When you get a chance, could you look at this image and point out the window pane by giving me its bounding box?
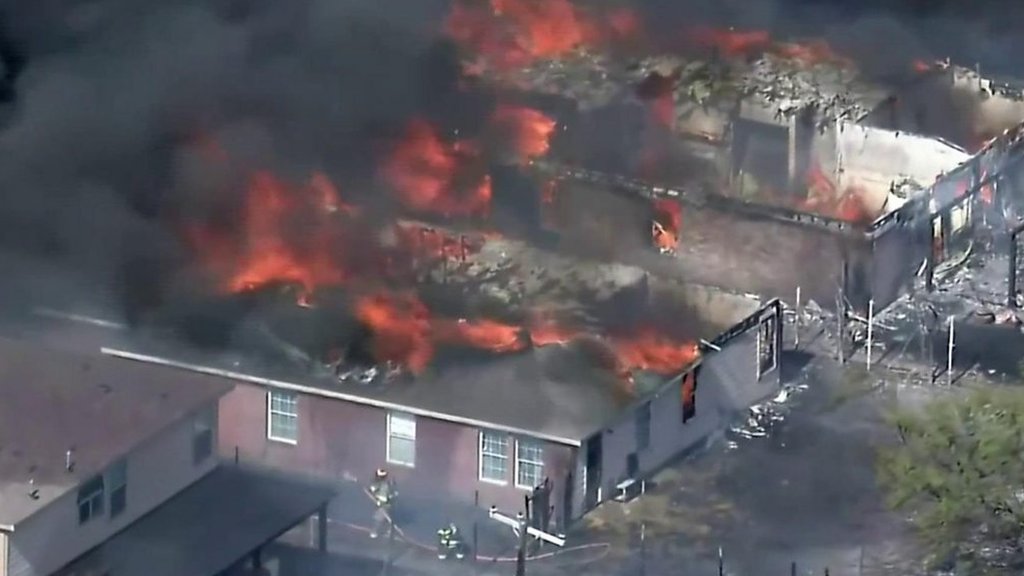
[107,459,127,488]
[110,486,127,518]
[481,432,508,456]
[517,461,543,489]
[389,413,416,439]
[481,454,507,482]
[270,413,297,441]
[388,436,415,465]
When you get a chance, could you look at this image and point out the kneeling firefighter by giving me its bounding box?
[436,523,467,560]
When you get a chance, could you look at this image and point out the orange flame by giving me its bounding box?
[186,170,354,299]
[490,105,557,164]
[445,0,642,70]
[652,198,681,252]
[689,27,850,67]
[803,163,874,224]
[354,291,435,374]
[435,318,527,353]
[381,119,493,218]
[610,331,700,376]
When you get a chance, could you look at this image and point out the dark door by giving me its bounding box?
[584,435,603,510]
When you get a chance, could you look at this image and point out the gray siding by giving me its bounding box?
[575,301,783,518]
[8,405,219,576]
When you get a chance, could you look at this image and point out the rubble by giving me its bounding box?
[727,382,808,443]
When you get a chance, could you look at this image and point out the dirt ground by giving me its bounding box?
[569,353,937,576]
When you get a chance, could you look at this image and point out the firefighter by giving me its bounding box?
[436,523,466,560]
[368,468,397,539]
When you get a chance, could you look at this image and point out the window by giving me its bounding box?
[267,390,298,444]
[108,459,127,519]
[193,409,214,464]
[515,439,545,490]
[77,475,105,524]
[682,371,696,423]
[479,431,509,484]
[757,316,778,378]
[386,412,416,467]
[635,402,651,451]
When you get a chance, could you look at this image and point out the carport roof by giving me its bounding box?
[59,465,336,576]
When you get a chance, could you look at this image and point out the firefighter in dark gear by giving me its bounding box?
[436,523,466,560]
[368,468,397,539]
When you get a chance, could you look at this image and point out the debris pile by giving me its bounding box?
[727,383,807,444]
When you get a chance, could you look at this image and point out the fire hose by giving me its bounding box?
[347,488,611,564]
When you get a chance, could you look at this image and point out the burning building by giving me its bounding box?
[439,2,1024,314]
[101,229,783,529]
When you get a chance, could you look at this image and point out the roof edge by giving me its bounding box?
[100,348,583,448]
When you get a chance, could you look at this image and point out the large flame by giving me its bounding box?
[354,291,435,374]
[490,104,557,164]
[185,170,354,298]
[445,0,641,70]
[381,119,493,218]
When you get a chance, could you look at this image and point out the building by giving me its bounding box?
[102,282,783,531]
[487,46,1024,315]
[0,336,336,576]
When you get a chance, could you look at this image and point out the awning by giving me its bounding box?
[65,465,336,576]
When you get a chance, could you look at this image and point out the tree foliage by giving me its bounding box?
[878,387,1024,566]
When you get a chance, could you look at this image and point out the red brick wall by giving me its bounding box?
[218,383,577,517]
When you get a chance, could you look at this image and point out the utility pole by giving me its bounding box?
[488,498,566,576]
[516,496,529,576]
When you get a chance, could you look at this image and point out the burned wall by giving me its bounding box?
[580,301,782,518]
[542,174,861,310]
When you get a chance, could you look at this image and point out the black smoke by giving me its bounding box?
[0,0,462,318]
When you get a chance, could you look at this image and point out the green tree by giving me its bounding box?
[878,387,1024,568]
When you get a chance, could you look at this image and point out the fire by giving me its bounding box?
[382,119,493,218]
[610,331,700,376]
[651,199,681,253]
[444,0,642,70]
[527,313,584,347]
[690,27,770,57]
[393,222,478,263]
[803,163,874,224]
[689,27,850,67]
[490,105,557,164]
[436,318,527,353]
[186,170,352,299]
[354,292,434,374]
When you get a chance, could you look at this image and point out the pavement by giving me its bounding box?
[305,478,605,576]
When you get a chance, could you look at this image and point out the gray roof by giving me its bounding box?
[0,336,234,527]
[62,465,336,576]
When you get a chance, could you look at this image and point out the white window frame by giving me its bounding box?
[267,390,299,445]
[386,412,416,467]
[514,438,545,491]
[478,431,509,485]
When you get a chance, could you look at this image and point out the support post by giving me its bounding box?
[947,316,955,386]
[718,547,724,576]
[1010,229,1019,308]
[638,523,646,576]
[515,496,530,576]
[473,490,480,565]
[866,299,875,371]
[836,292,845,364]
[794,286,802,349]
[317,504,328,553]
